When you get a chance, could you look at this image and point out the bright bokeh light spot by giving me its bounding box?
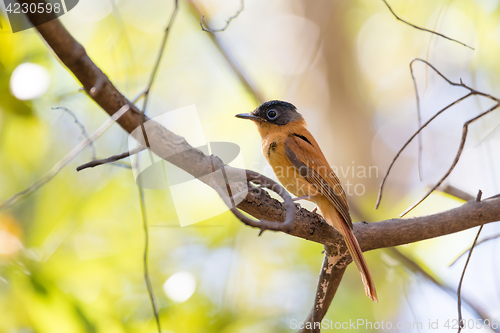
[0,231,22,256]
[163,271,196,303]
[0,215,23,256]
[10,63,50,100]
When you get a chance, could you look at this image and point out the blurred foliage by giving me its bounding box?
[1,0,500,332]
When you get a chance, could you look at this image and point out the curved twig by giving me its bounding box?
[382,0,474,50]
[376,59,500,213]
[200,0,244,33]
[409,59,500,103]
[229,170,296,235]
[400,103,499,217]
[375,93,471,209]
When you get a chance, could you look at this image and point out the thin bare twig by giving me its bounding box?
[382,0,474,50]
[53,106,96,160]
[388,247,495,330]
[200,0,244,33]
[376,59,500,217]
[410,62,424,181]
[142,0,179,114]
[76,146,145,171]
[0,104,130,211]
[457,224,484,333]
[186,0,264,104]
[424,1,449,85]
[138,3,179,331]
[73,89,146,172]
[400,103,499,217]
[136,155,161,332]
[450,232,500,267]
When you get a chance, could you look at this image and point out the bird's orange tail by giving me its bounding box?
[339,222,378,302]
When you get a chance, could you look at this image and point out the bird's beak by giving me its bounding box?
[235,113,259,121]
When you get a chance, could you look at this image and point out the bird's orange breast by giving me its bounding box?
[259,121,318,199]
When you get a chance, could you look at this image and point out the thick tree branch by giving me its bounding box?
[298,244,349,333]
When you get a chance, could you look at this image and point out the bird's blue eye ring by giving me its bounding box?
[267,109,278,120]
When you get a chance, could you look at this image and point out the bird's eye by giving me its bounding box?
[267,109,278,120]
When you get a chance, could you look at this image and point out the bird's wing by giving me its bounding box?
[284,134,352,229]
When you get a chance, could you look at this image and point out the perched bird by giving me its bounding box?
[236,100,377,302]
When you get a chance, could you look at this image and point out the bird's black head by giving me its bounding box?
[235,100,303,126]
